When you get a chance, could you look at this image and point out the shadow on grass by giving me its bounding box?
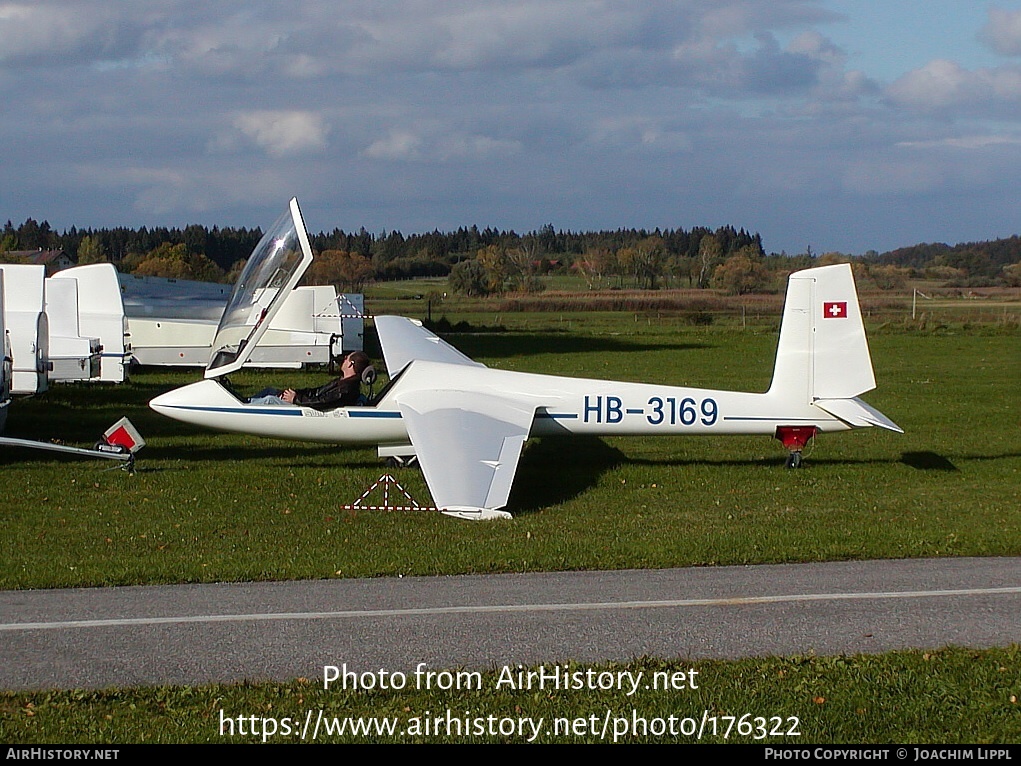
[626,455,790,469]
[627,451,1019,470]
[2,400,165,449]
[1,374,191,447]
[0,442,344,468]
[141,443,355,464]
[508,436,627,515]
[900,451,959,471]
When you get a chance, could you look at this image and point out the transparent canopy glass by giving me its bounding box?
[205,198,314,378]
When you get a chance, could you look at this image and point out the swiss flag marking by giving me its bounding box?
[823,301,847,318]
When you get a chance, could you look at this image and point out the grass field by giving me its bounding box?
[1,318,1017,588]
[1,311,1018,743]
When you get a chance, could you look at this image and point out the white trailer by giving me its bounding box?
[44,277,102,382]
[123,276,362,368]
[51,264,131,383]
[0,272,11,432]
[0,264,49,395]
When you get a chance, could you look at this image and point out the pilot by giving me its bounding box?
[248,351,372,409]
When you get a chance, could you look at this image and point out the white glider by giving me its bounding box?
[150,199,902,520]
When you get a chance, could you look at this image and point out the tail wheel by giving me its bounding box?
[776,426,814,469]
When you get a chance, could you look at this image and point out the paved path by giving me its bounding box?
[2,557,1019,690]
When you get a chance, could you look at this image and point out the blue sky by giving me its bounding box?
[820,2,1003,78]
[2,1,1020,254]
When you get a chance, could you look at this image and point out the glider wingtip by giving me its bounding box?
[441,506,513,521]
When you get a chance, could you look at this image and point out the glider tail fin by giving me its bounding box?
[768,263,901,432]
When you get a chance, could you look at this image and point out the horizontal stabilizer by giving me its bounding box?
[814,397,903,433]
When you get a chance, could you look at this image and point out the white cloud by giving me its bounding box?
[412,2,618,70]
[980,7,1021,57]
[434,134,521,161]
[660,25,873,100]
[151,7,292,78]
[363,129,422,161]
[362,127,520,162]
[232,110,329,156]
[133,1,652,79]
[0,3,81,59]
[587,116,692,153]
[886,60,973,108]
[898,135,1021,150]
[102,0,856,99]
[886,59,1021,110]
[0,0,165,68]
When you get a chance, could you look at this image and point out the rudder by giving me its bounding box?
[768,263,876,403]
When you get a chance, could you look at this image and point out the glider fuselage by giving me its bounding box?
[149,359,848,446]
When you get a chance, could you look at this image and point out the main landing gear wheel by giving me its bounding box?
[385,455,419,469]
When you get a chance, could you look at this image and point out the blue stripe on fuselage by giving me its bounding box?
[161,405,305,416]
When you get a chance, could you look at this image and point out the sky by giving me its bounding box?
[2,1,1021,255]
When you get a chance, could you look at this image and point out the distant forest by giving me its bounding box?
[2,216,1020,294]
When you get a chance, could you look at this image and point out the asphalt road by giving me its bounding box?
[1,557,1019,690]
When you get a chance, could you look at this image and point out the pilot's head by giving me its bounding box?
[342,351,370,377]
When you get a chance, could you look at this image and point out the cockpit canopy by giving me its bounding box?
[205,198,314,378]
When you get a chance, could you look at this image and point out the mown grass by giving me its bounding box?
[1,317,1019,745]
[2,648,1019,743]
[0,320,1017,589]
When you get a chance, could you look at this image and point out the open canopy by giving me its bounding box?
[205,198,314,378]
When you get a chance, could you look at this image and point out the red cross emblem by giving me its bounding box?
[823,301,847,318]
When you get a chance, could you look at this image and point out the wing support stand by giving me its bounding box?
[341,474,512,519]
[342,473,439,513]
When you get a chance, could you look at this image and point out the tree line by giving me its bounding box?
[2,216,1019,292]
[0,217,763,290]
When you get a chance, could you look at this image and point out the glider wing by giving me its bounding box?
[395,387,536,519]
